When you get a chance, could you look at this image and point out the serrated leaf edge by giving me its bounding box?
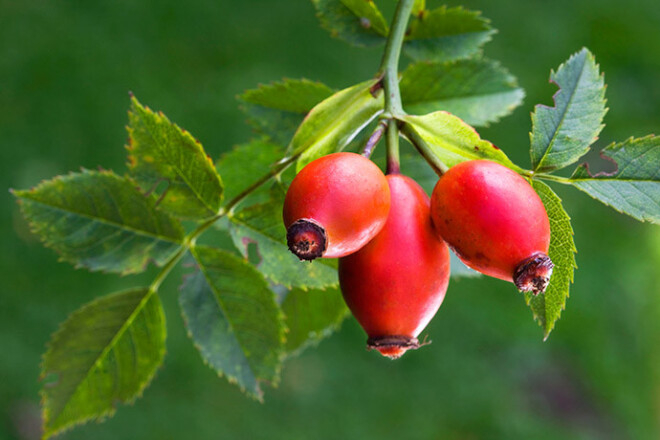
[568,135,660,224]
[531,47,608,172]
[40,288,166,439]
[12,169,184,276]
[185,246,287,401]
[527,180,577,339]
[126,96,223,218]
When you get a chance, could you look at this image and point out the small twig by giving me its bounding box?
[361,121,387,158]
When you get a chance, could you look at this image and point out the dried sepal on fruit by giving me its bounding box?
[283,152,391,260]
[339,174,451,359]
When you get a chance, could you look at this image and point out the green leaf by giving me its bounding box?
[530,48,608,172]
[239,79,334,145]
[400,112,520,171]
[41,288,165,438]
[126,95,224,220]
[311,0,388,47]
[412,0,425,15]
[404,6,495,62]
[569,136,660,224]
[181,246,285,400]
[291,79,384,172]
[282,286,349,357]
[228,195,339,290]
[216,139,286,204]
[525,181,576,339]
[13,170,183,275]
[400,59,524,127]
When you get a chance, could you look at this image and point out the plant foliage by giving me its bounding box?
[10,1,659,438]
[41,288,166,437]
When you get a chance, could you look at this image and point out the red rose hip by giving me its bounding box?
[339,174,451,359]
[283,152,390,260]
[430,160,553,294]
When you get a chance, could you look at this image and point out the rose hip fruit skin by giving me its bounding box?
[339,174,450,359]
[430,160,552,294]
[283,152,390,260]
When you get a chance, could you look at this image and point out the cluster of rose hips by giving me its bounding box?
[283,152,553,359]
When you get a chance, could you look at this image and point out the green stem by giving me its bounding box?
[224,154,299,214]
[148,154,300,293]
[399,122,449,175]
[378,0,414,115]
[378,0,415,173]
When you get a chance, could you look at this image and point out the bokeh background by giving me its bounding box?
[2,0,660,439]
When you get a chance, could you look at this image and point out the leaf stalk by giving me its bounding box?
[148,154,300,293]
[399,122,449,175]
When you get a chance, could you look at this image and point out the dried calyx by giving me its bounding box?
[286,218,328,261]
[513,252,554,295]
[367,335,426,360]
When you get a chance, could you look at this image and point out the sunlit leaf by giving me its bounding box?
[400,58,524,127]
[41,288,165,438]
[127,95,224,219]
[290,79,383,171]
[400,112,519,171]
[530,48,607,172]
[239,79,334,145]
[525,181,576,339]
[412,0,425,15]
[13,170,183,275]
[181,246,285,401]
[570,136,660,224]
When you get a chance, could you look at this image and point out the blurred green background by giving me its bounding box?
[2,0,660,439]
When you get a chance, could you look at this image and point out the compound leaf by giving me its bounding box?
[570,136,660,224]
[41,288,166,439]
[13,170,183,275]
[282,286,349,357]
[239,79,334,145]
[181,246,285,401]
[312,0,388,47]
[530,48,607,172]
[290,79,383,172]
[404,6,494,62]
[126,95,223,220]
[525,181,576,339]
[400,112,520,171]
[228,195,338,290]
[400,58,524,127]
